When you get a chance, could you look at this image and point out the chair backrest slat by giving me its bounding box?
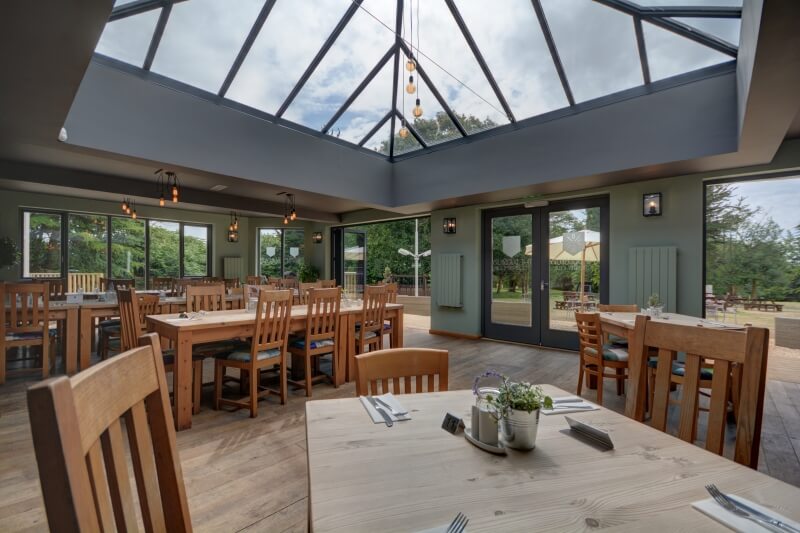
[627,314,769,468]
[360,285,388,334]
[305,287,341,343]
[385,282,398,303]
[186,283,225,312]
[46,278,68,300]
[299,282,321,305]
[355,348,449,396]
[253,289,292,355]
[151,276,174,293]
[27,333,192,532]
[5,282,49,335]
[117,288,142,352]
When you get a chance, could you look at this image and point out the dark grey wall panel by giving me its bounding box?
[65,61,393,206]
[392,72,739,206]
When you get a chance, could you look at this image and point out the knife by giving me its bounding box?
[374,396,407,416]
[366,396,393,427]
[727,496,800,533]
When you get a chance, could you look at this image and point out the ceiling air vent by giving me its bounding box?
[210,185,227,191]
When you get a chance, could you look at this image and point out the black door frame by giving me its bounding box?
[482,196,609,350]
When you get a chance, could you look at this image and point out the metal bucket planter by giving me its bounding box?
[501,408,540,450]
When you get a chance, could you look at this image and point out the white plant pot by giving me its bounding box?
[500,408,540,450]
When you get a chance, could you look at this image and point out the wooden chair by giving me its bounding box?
[173,278,197,296]
[625,315,769,468]
[185,283,225,312]
[288,287,341,397]
[355,348,449,396]
[319,279,337,288]
[2,282,54,383]
[224,278,241,290]
[99,278,134,291]
[97,279,135,358]
[27,333,192,532]
[355,285,388,356]
[246,275,265,285]
[597,304,639,345]
[214,290,292,417]
[46,278,68,300]
[575,312,628,406]
[383,282,399,348]
[151,276,174,293]
[298,281,321,305]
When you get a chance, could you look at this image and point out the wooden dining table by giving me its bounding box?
[599,312,745,422]
[305,387,800,532]
[147,302,404,431]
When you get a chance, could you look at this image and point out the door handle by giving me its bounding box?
[540,281,548,291]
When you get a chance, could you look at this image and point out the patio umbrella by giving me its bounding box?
[344,246,364,261]
[525,229,601,307]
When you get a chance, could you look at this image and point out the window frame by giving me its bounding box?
[19,208,213,286]
[256,227,305,278]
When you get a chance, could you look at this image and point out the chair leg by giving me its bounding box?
[304,354,313,397]
[213,360,223,410]
[192,360,202,415]
[596,369,604,406]
[249,367,258,418]
[616,368,624,396]
[41,340,50,379]
[576,356,584,395]
[280,354,287,405]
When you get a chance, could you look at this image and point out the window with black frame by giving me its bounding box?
[257,228,305,278]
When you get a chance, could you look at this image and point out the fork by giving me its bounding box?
[446,512,469,533]
[705,484,798,533]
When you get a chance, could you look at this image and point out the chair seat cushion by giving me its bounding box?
[607,333,628,345]
[355,330,378,340]
[225,347,282,362]
[647,357,714,379]
[99,319,120,328]
[383,322,392,330]
[585,344,628,362]
[192,340,239,357]
[290,338,335,350]
[5,328,58,342]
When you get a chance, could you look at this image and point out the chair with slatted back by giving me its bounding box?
[173,278,196,297]
[298,282,321,305]
[27,332,192,532]
[626,314,769,468]
[575,312,628,406]
[151,276,174,294]
[46,278,68,300]
[224,278,241,291]
[319,279,336,288]
[382,282,399,348]
[97,278,135,359]
[246,275,265,286]
[117,289,204,414]
[99,278,134,291]
[355,285,388,356]
[355,348,449,396]
[214,289,293,417]
[185,283,225,312]
[2,282,55,383]
[288,287,341,397]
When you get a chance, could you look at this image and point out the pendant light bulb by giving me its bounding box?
[405,58,416,72]
[122,199,128,212]
[399,126,409,139]
[159,194,165,207]
[405,75,416,94]
[283,215,289,225]
[131,210,137,220]
[413,98,423,118]
[290,210,297,221]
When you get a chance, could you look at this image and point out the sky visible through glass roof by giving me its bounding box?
[97,0,741,159]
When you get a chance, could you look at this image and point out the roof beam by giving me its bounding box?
[399,41,468,138]
[322,45,396,134]
[444,0,515,123]
[637,6,741,18]
[394,109,428,148]
[358,110,393,147]
[633,15,651,84]
[530,0,575,106]
[108,0,186,22]
[593,0,738,56]
[218,0,277,97]
[276,0,364,118]
[142,3,171,70]
[388,0,403,159]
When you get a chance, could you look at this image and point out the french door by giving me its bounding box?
[482,197,609,350]
[331,227,367,297]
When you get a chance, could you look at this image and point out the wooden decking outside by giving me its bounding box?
[1,324,799,532]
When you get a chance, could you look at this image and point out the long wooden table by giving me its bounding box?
[305,387,800,532]
[1,302,79,382]
[599,312,745,421]
[147,302,403,431]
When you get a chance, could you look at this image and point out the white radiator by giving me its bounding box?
[433,253,463,308]
[628,246,677,312]
[223,256,244,281]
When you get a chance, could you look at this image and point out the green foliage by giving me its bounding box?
[257,229,305,278]
[26,213,62,274]
[380,112,498,154]
[474,371,553,416]
[347,218,430,284]
[0,237,20,269]
[298,261,319,283]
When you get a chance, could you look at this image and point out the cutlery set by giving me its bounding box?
[705,484,799,533]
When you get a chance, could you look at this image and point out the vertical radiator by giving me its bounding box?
[223,256,244,281]
[433,253,463,308]
[628,246,677,312]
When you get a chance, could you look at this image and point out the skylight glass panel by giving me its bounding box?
[672,17,741,47]
[149,0,263,93]
[392,120,424,156]
[397,70,462,147]
[364,120,392,155]
[541,0,643,103]
[95,9,160,67]
[454,0,568,120]
[408,0,509,133]
[226,0,352,115]
[282,0,395,129]
[327,64,393,145]
[643,21,733,81]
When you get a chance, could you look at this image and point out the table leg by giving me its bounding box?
[395,308,404,347]
[335,314,347,387]
[65,307,78,375]
[79,308,93,371]
[174,330,193,431]
[347,314,357,383]
[624,328,647,421]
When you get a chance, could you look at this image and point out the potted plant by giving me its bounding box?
[473,371,553,450]
[0,237,20,271]
[297,260,320,283]
[647,293,663,318]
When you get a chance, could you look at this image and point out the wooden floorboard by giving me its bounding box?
[1,326,798,531]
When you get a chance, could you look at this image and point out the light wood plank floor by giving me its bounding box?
[1,326,799,532]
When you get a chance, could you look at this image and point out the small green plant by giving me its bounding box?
[0,237,20,270]
[297,261,320,283]
[383,266,393,283]
[647,293,661,308]
[473,371,553,417]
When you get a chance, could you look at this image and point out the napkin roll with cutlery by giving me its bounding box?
[542,396,600,415]
[693,495,800,532]
[360,393,411,424]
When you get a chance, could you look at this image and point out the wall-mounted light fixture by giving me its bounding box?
[443,217,457,234]
[312,232,323,244]
[643,193,662,217]
[227,211,240,242]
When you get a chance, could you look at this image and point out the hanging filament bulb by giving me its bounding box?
[131,209,137,220]
[413,98,423,118]
[399,120,409,139]
[122,199,128,212]
[406,75,416,94]
[233,217,239,230]
[283,214,289,225]
[159,193,165,207]
[406,57,416,72]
